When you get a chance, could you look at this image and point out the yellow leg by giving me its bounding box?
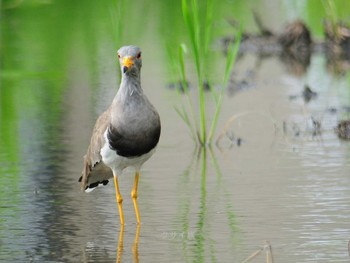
[114,176,125,225]
[132,224,140,263]
[116,225,124,263]
[131,172,141,224]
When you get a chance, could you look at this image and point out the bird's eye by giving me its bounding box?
[117,54,121,59]
[137,52,141,59]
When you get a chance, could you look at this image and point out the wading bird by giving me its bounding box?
[79,46,161,225]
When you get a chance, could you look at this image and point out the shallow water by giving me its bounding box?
[1,1,350,262]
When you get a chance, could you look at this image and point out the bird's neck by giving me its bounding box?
[120,74,142,96]
[113,74,143,108]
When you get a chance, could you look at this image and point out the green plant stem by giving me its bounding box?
[182,0,201,81]
[178,44,199,143]
[181,0,241,145]
[204,0,213,55]
[199,81,207,145]
[182,0,208,144]
[208,29,241,142]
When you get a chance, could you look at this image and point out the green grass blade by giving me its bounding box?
[198,81,207,145]
[174,105,197,142]
[182,0,201,82]
[178,43,200,136]
[204,0,214,55]
[182,0,207,144]
[178,44,189,93]
[208,28,242,143]
[224,27,242,85]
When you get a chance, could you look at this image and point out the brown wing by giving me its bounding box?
[79,108,113,191]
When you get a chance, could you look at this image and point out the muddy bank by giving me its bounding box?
[222,15,350,75]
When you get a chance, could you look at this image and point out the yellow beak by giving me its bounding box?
[122,56,134,68]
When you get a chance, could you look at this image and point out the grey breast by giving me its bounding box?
[107,95,161,158]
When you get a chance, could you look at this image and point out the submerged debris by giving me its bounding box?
[218,130,243,149]
[227,131,243,147]
[325,106,350,115]
[227,70,256,96]
[241,240,274,263]
[288,85,317,103]
[302,85,318,103]
[326,107,338,114]
[167,81,190,92]
[202,80,211,91]
[335,120,350,140]
[283,117,323,138]
[311,117,322,137]
[167,80,211,93]
[292,122,301,137]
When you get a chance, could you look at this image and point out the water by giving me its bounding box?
[1,1,350,262]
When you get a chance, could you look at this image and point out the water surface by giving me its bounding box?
[1,1,350,262]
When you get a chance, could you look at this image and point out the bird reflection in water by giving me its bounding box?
[116,225,140,263]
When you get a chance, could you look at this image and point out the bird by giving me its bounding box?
[79,45,161,225]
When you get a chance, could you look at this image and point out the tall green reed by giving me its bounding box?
[177,0,241,146]
[181,0,207,145]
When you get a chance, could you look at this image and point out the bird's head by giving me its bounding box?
[117,45,142,76]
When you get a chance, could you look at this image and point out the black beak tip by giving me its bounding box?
[122,66,128,73]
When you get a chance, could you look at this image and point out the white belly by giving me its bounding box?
[100,130,155,176]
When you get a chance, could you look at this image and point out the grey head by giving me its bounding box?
[117,45,142,76]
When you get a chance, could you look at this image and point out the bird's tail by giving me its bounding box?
[79,161,113,192]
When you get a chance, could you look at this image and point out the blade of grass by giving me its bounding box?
[241,248,263,263]
[191,0,202,81]
[182,0,201,82]
[182,0,207,144]
[198,82,207,145]
[204,0,214,55]
[174,105,197,142]
[178,43,200,137]
[207,27,242,142]
[178,44,189,93]
[224,26,242,85]
[192,0,207,145]
[165,44,178,83]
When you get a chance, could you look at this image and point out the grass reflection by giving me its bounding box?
[193,147,207,263]
[0,78,21,262]
[0,1,124,261]
[176,147,239,262]
[209,148,240,250]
